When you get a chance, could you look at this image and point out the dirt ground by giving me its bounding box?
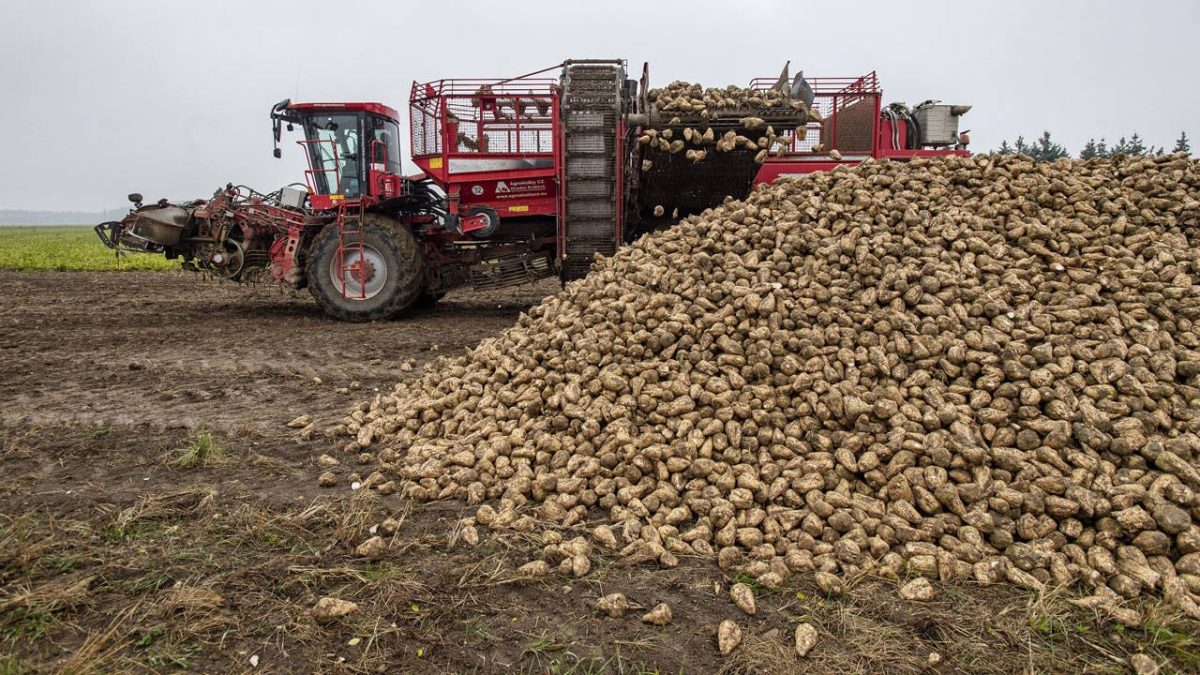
[1,271,1196,674]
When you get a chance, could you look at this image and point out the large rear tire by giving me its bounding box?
[307,214,425,321]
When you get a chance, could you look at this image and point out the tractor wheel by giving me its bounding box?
[306,214,425,321]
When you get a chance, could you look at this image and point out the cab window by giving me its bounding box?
[303,113,360,196]
[370,115,403,175]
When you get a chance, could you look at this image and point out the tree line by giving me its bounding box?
[994,131,1190,162]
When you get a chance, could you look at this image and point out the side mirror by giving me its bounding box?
[128,193,143,204]
[273,148,282,159]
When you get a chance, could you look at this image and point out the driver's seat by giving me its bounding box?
[339,159,360,197]
[375,132,391,165]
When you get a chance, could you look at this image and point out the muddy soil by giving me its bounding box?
[0,272,1191,674]
[0,271,555,433]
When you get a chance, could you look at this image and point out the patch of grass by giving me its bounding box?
[518,644,672,675]
[521,633,570,666]
[101,521,153,544]
[0,226,176,271]
[0,575,95,643]
[1028,612,1090,640]
[0,607,58,641]
[128,570,173,594]
[464,615,496,642]
[57,602,139,675]
[521,655,605,674]
[136,625,201,668]
[257,529,291,548]
[0,656,30,675]
[731,572,764,594]
[134,625,165,648]
[1141,621,1200,668]
[169,430,228,469]
[360,563,407,582]
[101,517,177,544]
[105,488,215,542]
[335,492,379,546]
[0,512,51,573]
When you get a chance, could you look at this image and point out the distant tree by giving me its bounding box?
[1108,133,1163,157]
[1084,136,1118,158]
[1128,133,1148,156]
[1174,131,1191,155]
[998,131,1182,159]
[995,137,1031,155]
[1131,133,1163,155]
[1028,131,1069,162]
[996,132,1068,162]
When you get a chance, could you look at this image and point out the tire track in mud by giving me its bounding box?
[0,270,555,432]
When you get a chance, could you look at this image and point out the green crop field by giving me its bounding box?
[0,226,177,271]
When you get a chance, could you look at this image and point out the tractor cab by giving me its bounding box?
[270,99,404,210]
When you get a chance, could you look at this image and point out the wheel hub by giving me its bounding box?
[332,243,388,300]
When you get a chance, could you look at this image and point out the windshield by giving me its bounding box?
[302,113,360,196]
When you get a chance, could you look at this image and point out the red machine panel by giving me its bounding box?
[749,72,968,183]
[409,77,561,219]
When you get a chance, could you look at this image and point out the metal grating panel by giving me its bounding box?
[567,135,609,153]
[568,199,615,218]
[566,111,609,128]
[567,220,619,236]
[566,157,608,177]
[560,62,624,281]
[566,179,612,198]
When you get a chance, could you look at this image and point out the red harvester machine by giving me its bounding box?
[97,60,969,321]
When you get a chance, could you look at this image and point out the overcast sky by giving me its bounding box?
[1,0,1196,212]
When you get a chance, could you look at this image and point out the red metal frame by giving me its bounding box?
[333,200,368,301]
[748,72,967,183]
[297,138,345,211]
[409,77,561,222]
[288,101,401,120]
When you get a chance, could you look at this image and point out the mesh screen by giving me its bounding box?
[410,88,554,157]
[410,105,441,156]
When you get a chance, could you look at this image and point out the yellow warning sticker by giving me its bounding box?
[330,194,345,201]
[429,157,444,169]
[508,205,529,213]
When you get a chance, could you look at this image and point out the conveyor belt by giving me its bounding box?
[560,63,626,281]
[633,109,805,227]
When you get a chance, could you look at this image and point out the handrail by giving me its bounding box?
[296,138,341,195]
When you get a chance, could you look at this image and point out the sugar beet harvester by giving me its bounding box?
[97,60,969,321]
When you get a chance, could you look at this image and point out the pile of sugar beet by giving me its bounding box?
[321,153,1200,623]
